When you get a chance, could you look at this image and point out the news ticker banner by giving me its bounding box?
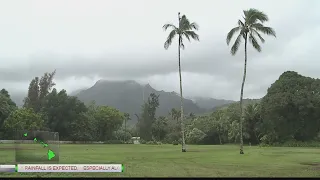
[0,164,123,172]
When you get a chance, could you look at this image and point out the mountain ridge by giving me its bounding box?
[8,80,237,124]
[74,80,207,124]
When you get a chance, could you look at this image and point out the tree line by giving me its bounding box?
[0,70,319,148]
[0,71,126,142]
[136,71,320,147]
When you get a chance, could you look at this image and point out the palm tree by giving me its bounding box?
[226,8,276,154]
[244,103,261,144]
[163,13,199,152]
[170,108,177,122]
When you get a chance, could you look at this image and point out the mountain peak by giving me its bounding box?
[94,79,140,86]
[75,80,205,123]
[145,83,152,88]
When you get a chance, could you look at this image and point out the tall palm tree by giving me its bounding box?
[163,13,199,152]
[226,8,276,154]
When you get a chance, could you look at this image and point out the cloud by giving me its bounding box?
[0,0,319,100]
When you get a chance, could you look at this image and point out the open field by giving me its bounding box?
[0,144,319,177]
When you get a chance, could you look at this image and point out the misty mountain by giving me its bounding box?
[189,96,235,110]
[70,88,87,96]
[74,80,206,124]
[9,91,25,107]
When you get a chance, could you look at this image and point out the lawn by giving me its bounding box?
[0,144,319,177]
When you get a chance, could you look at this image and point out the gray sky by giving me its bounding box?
[0,0,319,101]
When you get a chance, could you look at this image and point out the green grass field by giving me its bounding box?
[0,144,319,177]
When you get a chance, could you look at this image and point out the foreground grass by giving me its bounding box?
[0,144,319,177]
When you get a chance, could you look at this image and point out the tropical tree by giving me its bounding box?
[163,12,199,152]
[226,8,276,154]
[124,113,131,141]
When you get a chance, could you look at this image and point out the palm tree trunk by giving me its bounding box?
[239,34,248,155]
[124,119,127,142]
[179,35,186,152]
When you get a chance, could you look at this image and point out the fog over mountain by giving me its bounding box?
[0,0,319,103]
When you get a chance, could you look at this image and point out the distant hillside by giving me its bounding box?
[9,91,25,107]
[70,88,87,96]
[190,96,235,110]
[75,80,206,124]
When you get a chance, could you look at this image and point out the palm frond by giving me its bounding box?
[230,32,242,55]
[238,19,245,27]
[179,15,189,28]
[180,15,196,31]
[184,31,199,41]
[251,29,265,43]
[244,8,269,24]
[249,33,261,52]
[163,24,177,31]
[190,22,199,30]
[226,27,241,45]
[251,23,276,37]
[164,30,177,49]
[183,32,191,41]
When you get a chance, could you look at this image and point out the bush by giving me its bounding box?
[186,128,206,144]
[163,132,180,144]
[103,140,124,144]
[281,140,320,147]
[113,130,132,142]
[172,140,179,145]
[146,141,158,145]
[124,140,134,144]
[260,140,320,147]
[140,139,146,144]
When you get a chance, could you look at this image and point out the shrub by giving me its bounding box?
[146,141,158,145]
[113,130,132,142]
[186,128,206,144]
[140,139,146,144]
[172,140,179,145]
[124,140,134,144]
[281,140,320,147]
[164,132,180,144]
[260,140,320,147]
[103,140,124,144]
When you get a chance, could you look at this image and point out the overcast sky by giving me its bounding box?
[0,0,319,101]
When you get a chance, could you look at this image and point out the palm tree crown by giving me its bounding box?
[226,8,276,55]
[163,14,199,49]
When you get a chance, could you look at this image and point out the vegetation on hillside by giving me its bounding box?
[1,70,319,149]
[75,80,204,124]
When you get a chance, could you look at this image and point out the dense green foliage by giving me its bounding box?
[0,72,125,142]
[1,71,320,147]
